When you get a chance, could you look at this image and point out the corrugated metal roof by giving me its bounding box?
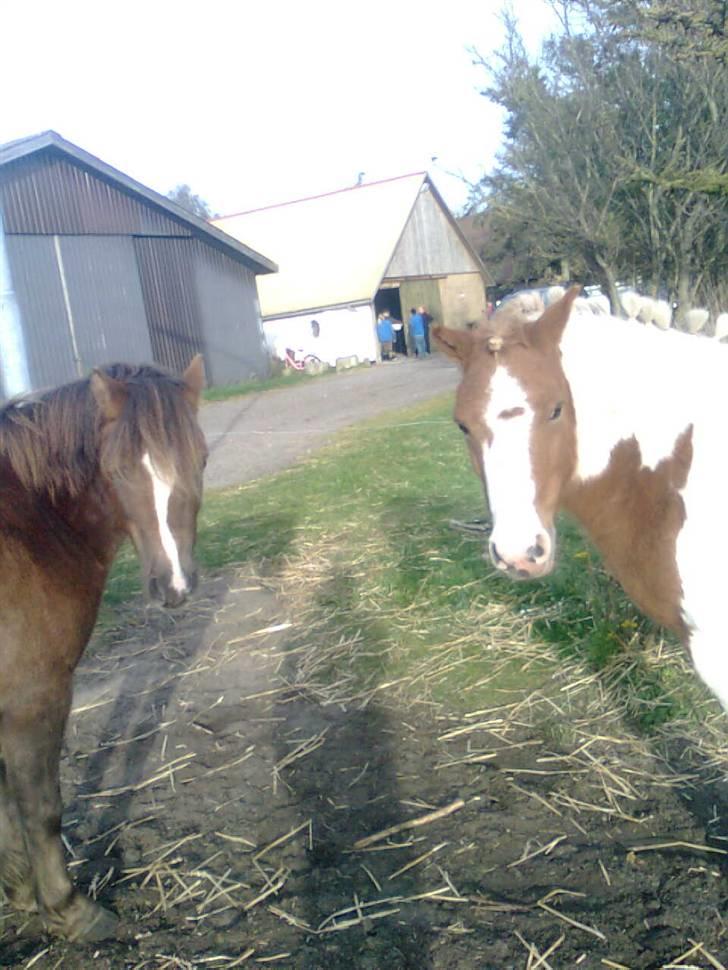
[0,131,277,276]
[213,173,429,318]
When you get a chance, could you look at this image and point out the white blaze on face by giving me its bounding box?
[142,452,188,594]
[482,367,545,562]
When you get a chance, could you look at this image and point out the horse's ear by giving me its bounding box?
[183,354,206,411]
[431,326,473,365]
[90,370,128,422]
[531,285,581,351]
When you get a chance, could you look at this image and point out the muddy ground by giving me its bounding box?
[2,562,727,969]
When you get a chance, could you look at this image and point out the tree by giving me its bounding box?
[166,184,215,221]
[472,0,728,316]
[472,16,632,310]
[599,0,727,64]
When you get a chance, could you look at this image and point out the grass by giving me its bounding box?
[201,365,334,403]
[200,358,373,402]
[103,396,719,740]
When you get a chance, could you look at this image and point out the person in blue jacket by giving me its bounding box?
[409,307,428,357]
[376,311,394,360]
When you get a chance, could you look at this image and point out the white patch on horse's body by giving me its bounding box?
[560,312,706,479]
[482,367,546,564]
[676,418,728,708]
[561,307,728,707]
[141,452,187,594]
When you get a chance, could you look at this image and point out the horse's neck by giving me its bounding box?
[561,313,714,482]
[58,476,126,570]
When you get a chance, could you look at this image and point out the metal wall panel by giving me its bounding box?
[4,235,79,388]
[192,240,269,384]
[134,237,205,374]
[0,153,189,237]
[60,236,154,368]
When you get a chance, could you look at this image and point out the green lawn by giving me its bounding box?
[201,367,324,402]
[201,359,371,403]
[104,396,716,737]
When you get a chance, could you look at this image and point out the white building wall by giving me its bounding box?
[263,303,378,366]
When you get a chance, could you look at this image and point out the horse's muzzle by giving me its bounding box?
[489,534,555,580]
[147,568,198,607]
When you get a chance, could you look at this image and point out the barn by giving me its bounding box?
[0,131,277,397]
[213,173,490,366]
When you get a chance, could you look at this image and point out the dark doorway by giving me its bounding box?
[375,286,407,355]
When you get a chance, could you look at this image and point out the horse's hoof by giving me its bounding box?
[46,893,119,942]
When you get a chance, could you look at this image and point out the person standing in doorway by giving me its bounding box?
[419,305,433,353]
[376,310,394,361]
[409,307,427,357]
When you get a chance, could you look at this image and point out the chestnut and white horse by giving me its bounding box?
[434,286,728,709]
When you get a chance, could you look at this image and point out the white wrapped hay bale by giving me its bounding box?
[494,291,545,324]
[685,308,709,334]
[587,293,611,315]
[619,291,643,320]
[637,298,657,324]
[714,312,728,340]
[651,300,672,331]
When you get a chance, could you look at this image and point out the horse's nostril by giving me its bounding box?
[529,543,545,561]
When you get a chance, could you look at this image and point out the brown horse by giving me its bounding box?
[434,286,728,713]
[0,357,207,941]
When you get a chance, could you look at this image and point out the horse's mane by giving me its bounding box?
[0,364,201,499]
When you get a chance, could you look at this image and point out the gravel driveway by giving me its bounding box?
[199,355,459,489]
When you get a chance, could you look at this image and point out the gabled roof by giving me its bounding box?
[213,173,439,317]
[0,131,277,275]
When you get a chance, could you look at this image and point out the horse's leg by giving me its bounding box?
[1,686,118,941]
[0,747,35,911]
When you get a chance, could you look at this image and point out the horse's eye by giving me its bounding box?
[456,421,469,435]
[549,403,563,421]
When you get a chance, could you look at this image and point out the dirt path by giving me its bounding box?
[200,356,458,490]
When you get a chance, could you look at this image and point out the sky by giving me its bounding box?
[2,0,560,218]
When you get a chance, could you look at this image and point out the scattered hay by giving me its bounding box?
[8,510,727,967]
[352,799,465,849]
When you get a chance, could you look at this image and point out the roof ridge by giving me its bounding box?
[215,171,427,221]
[0,130,277,275]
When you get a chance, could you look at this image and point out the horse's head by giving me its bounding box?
[91,356,208,607]
[434,287,580,580]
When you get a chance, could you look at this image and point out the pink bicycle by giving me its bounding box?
[284,348,325,374]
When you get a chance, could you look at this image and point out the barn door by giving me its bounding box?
[399,279,443,353]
